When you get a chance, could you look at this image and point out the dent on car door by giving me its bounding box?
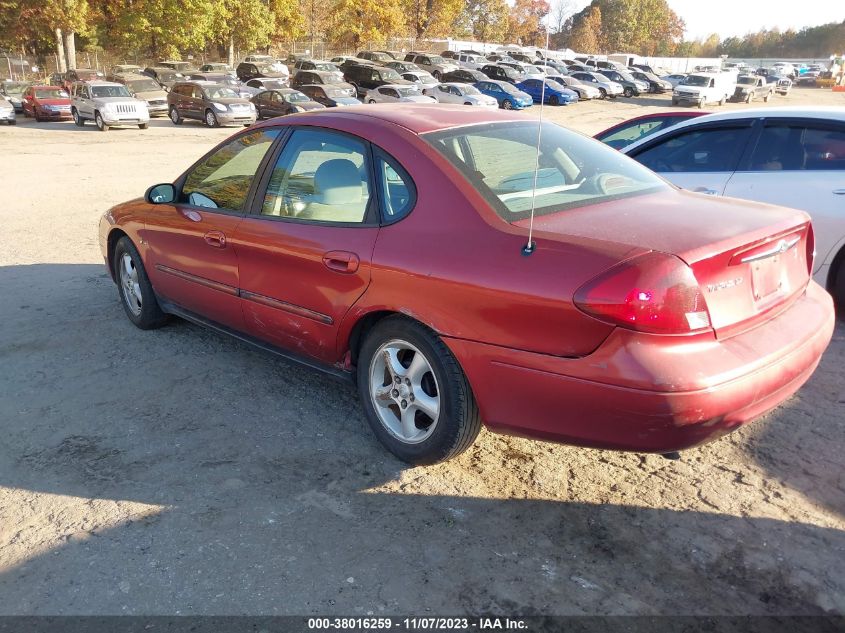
[141,128,282,330]
[630,124,753,196]
[233,127,383,362]
[724,121,845,277]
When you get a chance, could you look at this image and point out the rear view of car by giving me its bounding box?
[0,95,15,124]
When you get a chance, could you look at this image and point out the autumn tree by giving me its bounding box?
[212,0,273,66]
[458,0,510,43]
[404,0,465,43]
[327,0,406,49]
[269,0,305,52]
[506,0,550,47]
[566,5,602,53]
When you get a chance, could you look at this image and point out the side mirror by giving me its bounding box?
[145,183,176,204]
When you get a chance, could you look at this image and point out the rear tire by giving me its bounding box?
[113,236,168,330]
[764,92,771,102]
[72,108,84,126]
[834,261,845,315]
[623,87,633,98]
[357,316,482,465]
[671,97,678,105]
[368,99,376,104]
[138,123,148,129]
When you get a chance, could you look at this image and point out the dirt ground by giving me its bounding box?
[0,87,843,616]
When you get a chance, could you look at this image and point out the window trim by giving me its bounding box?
[173,126,286,217]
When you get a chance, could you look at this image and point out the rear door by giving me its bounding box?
[233,127,383,363]
[724,118,845,278]
[627,121,755,196]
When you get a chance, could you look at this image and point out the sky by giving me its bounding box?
[562,0,843,40]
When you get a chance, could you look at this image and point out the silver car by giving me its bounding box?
[0,95,16,124]
[569,71,624,99]
[71,81,150,130]
[403,52,458,80]
[117,74,169,117]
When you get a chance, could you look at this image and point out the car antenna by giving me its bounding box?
[522,29,550,257]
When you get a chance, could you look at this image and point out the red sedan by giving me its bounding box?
[99,105,834,464]
[22,85,72,121]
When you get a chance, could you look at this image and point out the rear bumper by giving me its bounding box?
[445,282,835,453]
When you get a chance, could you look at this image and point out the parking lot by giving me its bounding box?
[1,89,844,616]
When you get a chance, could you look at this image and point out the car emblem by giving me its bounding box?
[706,277,744,293]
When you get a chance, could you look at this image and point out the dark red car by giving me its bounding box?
[595,111,706,149]
[99,105,834,464]
[21,85,72,121]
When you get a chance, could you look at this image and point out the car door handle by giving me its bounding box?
[833,189,845,195]
[693,187,719,196]
[204,230,227,248]
[322,251,359,274]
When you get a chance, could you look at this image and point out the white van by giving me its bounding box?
[671,72,735,108]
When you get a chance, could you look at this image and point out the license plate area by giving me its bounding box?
[751,255,784,301]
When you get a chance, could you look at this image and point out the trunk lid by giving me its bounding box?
[524,190,813,338]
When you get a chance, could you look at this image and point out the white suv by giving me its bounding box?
[71,81,150,131]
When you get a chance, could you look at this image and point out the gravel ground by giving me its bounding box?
[0,88,843,616]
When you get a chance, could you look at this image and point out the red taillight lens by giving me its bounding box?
[574,252,712,335]
[805,223,815,275]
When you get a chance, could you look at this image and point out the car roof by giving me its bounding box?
[252,103,525,135]
[622,106,845,154]
[80,80,122,86]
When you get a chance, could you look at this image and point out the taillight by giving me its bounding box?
[805,223,815,275]
[574,252,712,335]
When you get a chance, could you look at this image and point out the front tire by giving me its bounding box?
[95,111,109,131]
[169,106,182,125]
[599,88,607,99]
[502,99,513,109]
[113,236,168,330]
[357,316,482,465]
[549,95,559,106]
[138,123,148,129]
[623,87,633,97]
[205,109,219,127]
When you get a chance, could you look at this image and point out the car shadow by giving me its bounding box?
[0,264,843,615]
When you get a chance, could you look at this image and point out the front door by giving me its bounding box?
[234,127,382,363]
[142,127,282,329]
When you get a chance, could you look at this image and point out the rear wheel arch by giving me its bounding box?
[827,243,845,309]
[346,310,405,368]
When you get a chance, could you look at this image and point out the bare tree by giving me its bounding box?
[548,0,574,34]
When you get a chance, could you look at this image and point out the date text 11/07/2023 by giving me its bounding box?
[306,616,528,630]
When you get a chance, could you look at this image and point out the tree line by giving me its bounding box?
[1,0,840,73]
[0,0,550,69]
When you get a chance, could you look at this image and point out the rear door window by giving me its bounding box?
[633,126,753,173]
[747,123,845,171]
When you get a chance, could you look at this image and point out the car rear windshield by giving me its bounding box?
[127,79,161,92]
[35,88,69,99]
[284,91,310,102]
[205,86,239,99]
[424,121,666,222]
[92,86,131,98]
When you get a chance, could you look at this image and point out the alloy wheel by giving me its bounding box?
[369,339,440,444]
[119,253,142,316]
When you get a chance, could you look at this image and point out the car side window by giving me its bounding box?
[376,153,414,221]
[260,129,372,223]
[634,126,752,173]
[182,129,281,212]
[748,124,845,171]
